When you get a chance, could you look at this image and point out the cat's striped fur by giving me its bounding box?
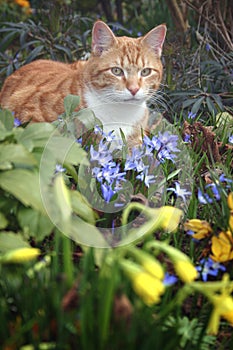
[0,21,166,143]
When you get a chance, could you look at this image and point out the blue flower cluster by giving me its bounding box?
[198,174,232,204]
[89,127,181,203]
[196,257,226,282]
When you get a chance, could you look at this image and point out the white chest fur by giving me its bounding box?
[84,90,147,142]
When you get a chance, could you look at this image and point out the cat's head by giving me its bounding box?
[85,20,166,104]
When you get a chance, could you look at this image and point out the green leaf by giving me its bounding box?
[54,174,72,224]
[17,122,55,150]
[54,44,72,60]
[0,109,14,130]
[74,108,100,130]
[70,190,96,225]
[44,135,89,166]
[17,208,54,241]
[64,94,80,117]
[0,212,8,229]
[0,144,37,169]
[25,45,44,64]
[0,169,46,214]
[191,97,205,115]
[0,232,29,253]
[182,99,196,109]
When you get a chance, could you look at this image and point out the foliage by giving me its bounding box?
[0,2,233,349]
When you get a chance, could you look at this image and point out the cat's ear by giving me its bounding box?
[92,21,116,56]
[142,24,167,57]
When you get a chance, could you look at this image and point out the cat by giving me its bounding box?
[0,20,166,145]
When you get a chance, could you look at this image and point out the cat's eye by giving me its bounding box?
[141,68,152,77]
[111,67,124,76]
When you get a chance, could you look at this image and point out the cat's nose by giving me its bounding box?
[128,87,140,96]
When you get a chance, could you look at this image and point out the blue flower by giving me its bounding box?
[183,133,191,143]
[163,272,178,286]
[187,111,197,120]
[101,183,116,202]
[229,135,233,144]
[198,188,213,204]
[90,143,112,166]
[14,117,21,127]
[205,43,211,52]
[55,164,66,173]
[136,167,156,188]
[167,181,192,202]
[196,257,226,282]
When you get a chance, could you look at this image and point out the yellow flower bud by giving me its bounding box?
[157,206,183,232]
[127,246,164,280]
[132,272,165,306]
[174,260,198,283]
[1,247,40,264]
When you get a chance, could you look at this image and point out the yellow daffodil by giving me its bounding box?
[1,247,40,264]
[126,246,164,280]
[120,260,165,306]
[173,260,198,283]
[184,219,212,240]
[206,274,233,334]
[156,206,183,232]
[145,241,198,283]
[132,271,165,306]
[211,231,233,262]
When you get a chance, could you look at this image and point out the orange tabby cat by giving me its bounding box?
[0,20,166,143]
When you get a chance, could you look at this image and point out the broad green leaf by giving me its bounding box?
[0,109,14,130]
[64,94,80,117]
[0,232,29,253]
[17,208,54,241]
[17,122,55,150]
[68,216,110,248]
[0,169,46,214]
[73,108,100,130]
[70,190,96,225]
[44,135,89,166]
[0,144,37,168]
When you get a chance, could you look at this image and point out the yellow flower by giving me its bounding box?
[157,206,183,232]
[127,246,164,280]
[174,260,198,283]
[211,231,233,262]
[14,0,30,8]
[184,219,212,240]
[1,247,40,264]
[207,274,233,334]
[121,260,165,306]
[228,192,233,211]
[228,193,233,231]
[132,272,165,306]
